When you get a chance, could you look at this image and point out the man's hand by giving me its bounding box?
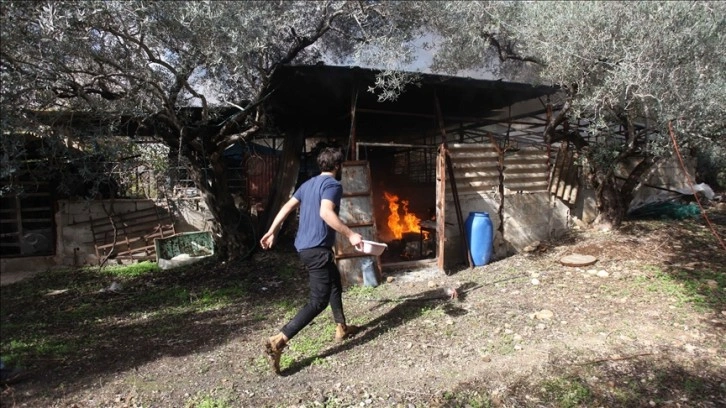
[260,231,275,250]
[259,197,300,251]
[348,232,363,248]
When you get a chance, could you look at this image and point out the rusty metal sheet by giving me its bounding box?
[245,154,280,203]
[340,160,372,195]
[338,196,374,225]
[335,161,382,286]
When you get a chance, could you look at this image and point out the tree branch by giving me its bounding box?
[484,32,542,64]
[102,26,207,119]
[543,100,571,144]
[216,125,261,151]
[216,87,277,140]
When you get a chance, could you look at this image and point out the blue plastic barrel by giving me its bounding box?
[465,212,493,266]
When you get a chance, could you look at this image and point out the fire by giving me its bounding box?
[383,192,425,239]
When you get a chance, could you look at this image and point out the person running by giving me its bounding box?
[259,146,362,374]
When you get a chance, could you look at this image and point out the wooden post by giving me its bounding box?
[487,132,506,239]
[264,128,304,232]
[434,90,473,269]
[349,86,359,161]
[436,149,446,270]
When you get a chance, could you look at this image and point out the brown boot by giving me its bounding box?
[264,332,288,374]
[334,323,360,342]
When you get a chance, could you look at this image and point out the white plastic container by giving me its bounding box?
[356,240,388,255]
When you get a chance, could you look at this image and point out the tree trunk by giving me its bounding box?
[594,174,627,229]
[593,155,657,229]
[207,189,249,262]
[185,150,252,262]
[110,111,262,262]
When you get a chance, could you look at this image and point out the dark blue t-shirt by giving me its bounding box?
[293,175,342,251]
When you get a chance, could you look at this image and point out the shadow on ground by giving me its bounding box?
[283,285,471,376]
[0,254,303,403]
[439,353,726,407]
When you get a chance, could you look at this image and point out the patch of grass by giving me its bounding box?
[250,310,269,322]
[134,286,191,310]
[673,268,726,308]
[0,261,256,369]
[275,298,303,320]
[683,377,707,395]
[345,284,379,299]
[610,387,640,405]
[275,318,336,371]
[3,337,72,362]
[2,340,30,366]
[249,355,272,375]
[310,356,331,367]
[642,270,716,309]
[442,390,492,408]
[288,327,329,357]
[494,334,516,355]
[420,305,446,319]
[634,275,650,284]
[184,391,233,408]
[276,263,299,281]
[320,396,346,408]
[64,300,128,321]
[641,264,664,275]
[540,376,594,408]
[101,261,160,278]
[191,286,248,311]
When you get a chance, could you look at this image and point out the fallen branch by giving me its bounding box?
[575,352,653,366]
[387,386,432,396]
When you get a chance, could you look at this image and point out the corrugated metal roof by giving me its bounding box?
[266,64,560,144]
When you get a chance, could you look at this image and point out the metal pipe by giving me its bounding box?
[356,142,434,149]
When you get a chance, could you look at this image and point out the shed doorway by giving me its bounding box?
[357,143,438,268]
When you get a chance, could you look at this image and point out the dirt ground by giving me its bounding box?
[1,207,725,408]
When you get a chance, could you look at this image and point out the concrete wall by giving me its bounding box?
[567,154,697,225]
[501,193,571,251]
[443,191,570,269]
[441,143,571,270]
[173,197,214,232]
[56,199,161,266]
[623,155,697,209]
[0,199,199,277]
[571,188,598,225]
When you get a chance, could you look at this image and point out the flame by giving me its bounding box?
[383,192,426,240]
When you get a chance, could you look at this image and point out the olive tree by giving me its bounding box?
[1,1,424,261]
[415,1,726,227]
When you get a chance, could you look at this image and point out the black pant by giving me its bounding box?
[280,247,346,339]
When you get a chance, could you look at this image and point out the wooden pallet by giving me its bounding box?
[90,206,175,262]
